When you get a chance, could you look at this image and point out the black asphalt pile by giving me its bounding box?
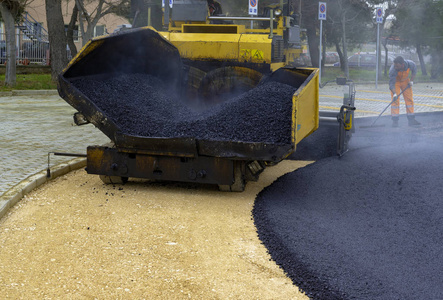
[254,113,443,300]
[70,73,295,144]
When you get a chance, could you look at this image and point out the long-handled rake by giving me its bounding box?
[360,84,411,128]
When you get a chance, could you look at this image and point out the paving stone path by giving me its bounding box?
[0,93,109,196]
[320,82,443,116]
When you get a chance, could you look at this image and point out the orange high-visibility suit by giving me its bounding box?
[389,59,417,118]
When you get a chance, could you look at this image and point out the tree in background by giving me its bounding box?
[426,0,443,79]
[376,1,397,76]
[219,0,248,15]
[45,0,130,81]
[66,2,79,58]
[297,0,374,70]
[300,0,320,67]
[0,0,26,87]
[393,0,427,75]
[45,0,69,80]
[393,0,443,79]
[130,0,162,29]
[324,0,373,78]
[75,0,129,46]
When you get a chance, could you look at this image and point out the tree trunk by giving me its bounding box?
[382,38,389,76]
[83,23,96,46]
[377,26,384,77]
[0,3,17,87]
[78,15,98,46]
[321,37,326,77]
[335,42,344,68]
[77,0,106,46]
[416,44,427,76]
[45,0,68,81]
[306,23,319,68]
[67,4,79,58]
[341,13,349,78]
[430,48,442,79]
[302,1,318,68]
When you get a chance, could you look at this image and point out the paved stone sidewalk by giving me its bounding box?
[0,94,110,196]
[1,83,442,196]
[319,82,443,117]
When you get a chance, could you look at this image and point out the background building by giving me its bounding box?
[0,0,130,64]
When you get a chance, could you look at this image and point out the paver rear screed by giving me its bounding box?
[70,73,296,144]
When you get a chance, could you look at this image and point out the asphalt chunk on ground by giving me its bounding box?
[254,112,443,300]
[70,73,295,144]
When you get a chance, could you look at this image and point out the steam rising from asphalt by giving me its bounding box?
[351,113,443,155]
[290,111,443,162]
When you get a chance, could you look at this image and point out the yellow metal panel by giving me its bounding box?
[182,24,246,34]
[285,48,303,65]
[238,34,272,63]
[292,68,319,145]
[168,32,241,60]
[160,30,273,64]
[270,62,285,71]
[63,39,104,72]
[159,31,170,40]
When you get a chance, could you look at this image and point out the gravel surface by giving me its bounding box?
[70,74,295,144]
[0,161,311,299]
[254,112,443,300]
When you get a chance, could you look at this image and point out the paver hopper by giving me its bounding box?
[58,27,319,191]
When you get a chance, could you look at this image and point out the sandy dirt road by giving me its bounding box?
[0,160,311,299]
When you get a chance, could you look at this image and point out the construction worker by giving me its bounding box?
[389,56,420,127]
[207,0,222,16]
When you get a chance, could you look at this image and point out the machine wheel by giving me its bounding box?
[218,162,245,192]
[99,175,129,185]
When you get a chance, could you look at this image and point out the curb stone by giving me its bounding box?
[0,157,86,221]
[0,89,58,97]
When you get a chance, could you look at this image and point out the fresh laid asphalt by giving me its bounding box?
[1,83,443,300]
[256,112,443,299]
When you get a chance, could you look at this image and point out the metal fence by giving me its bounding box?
[0,32,50,65]
[0,33,74,66]
[1,12,74,66]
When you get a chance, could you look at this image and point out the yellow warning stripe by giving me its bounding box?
[320,95,390,102]
[321,95,443,108]
[414,103,443,108]
[319,105,339,110]
[358,90,443,99]
[319,105,379,114]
